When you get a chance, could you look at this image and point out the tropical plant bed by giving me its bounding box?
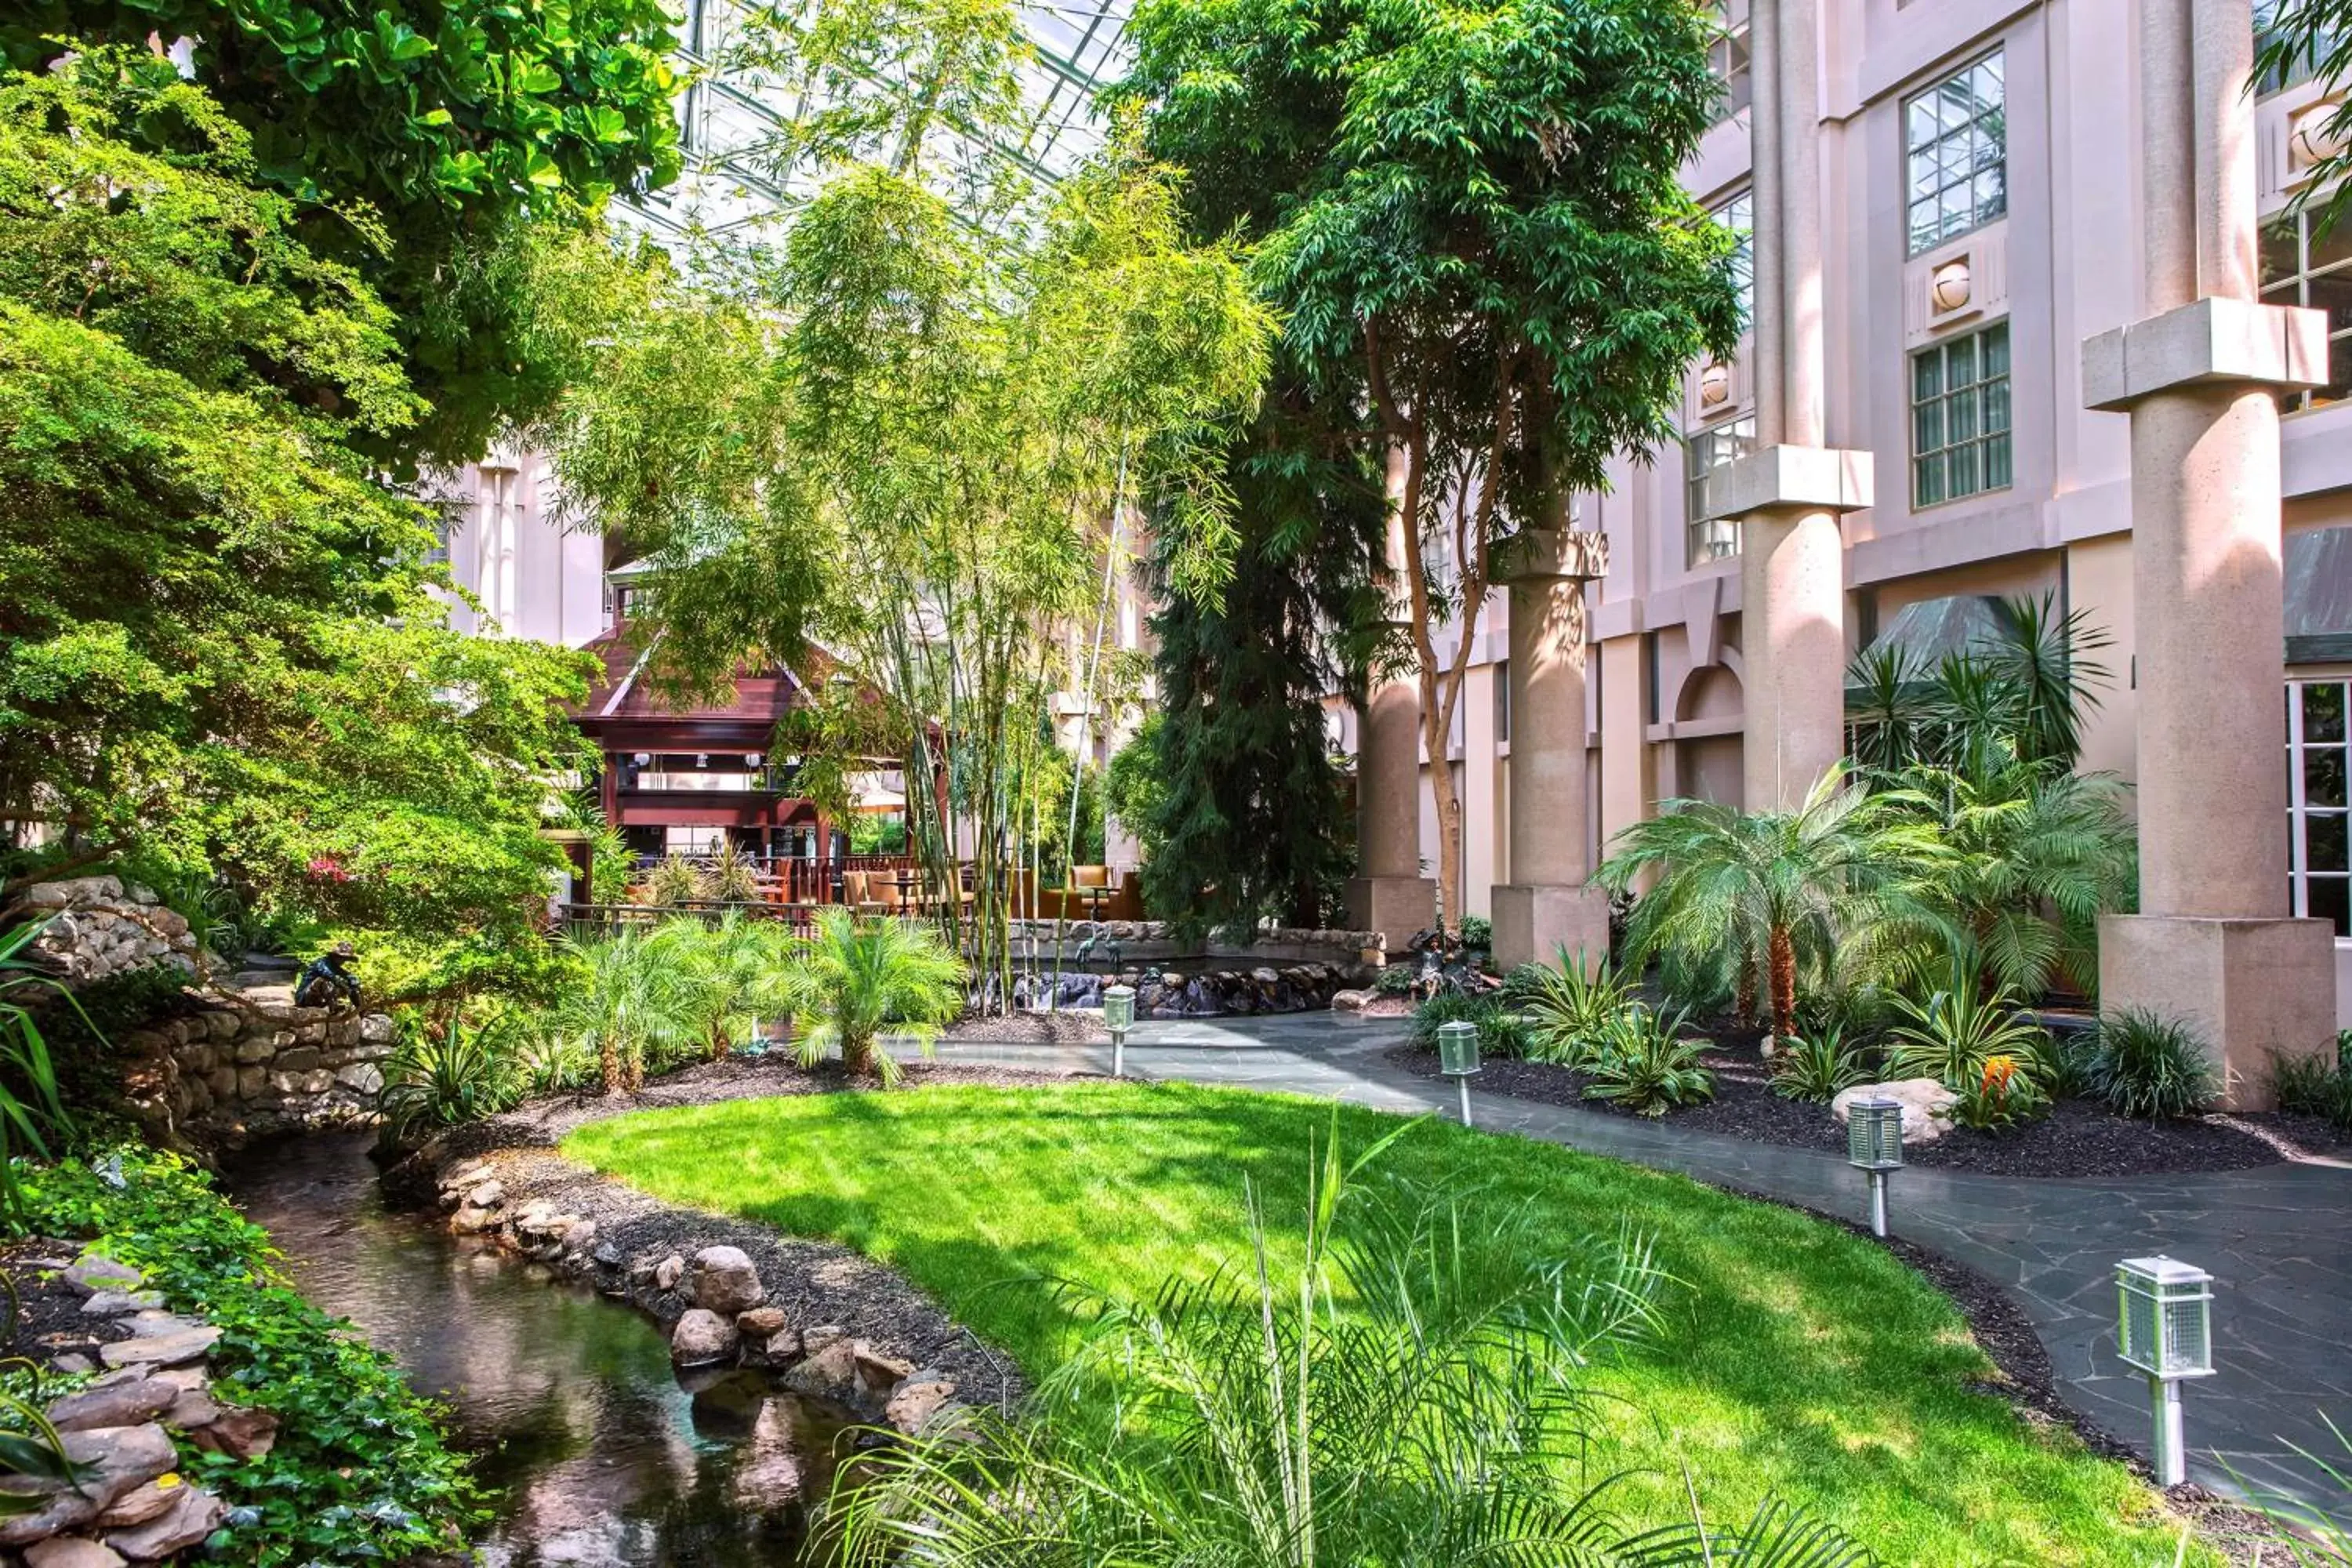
[1383,1043,2350,1178]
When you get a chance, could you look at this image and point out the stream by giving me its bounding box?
[226,1132,856,1567]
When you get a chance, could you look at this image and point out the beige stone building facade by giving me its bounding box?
[1346,0,2352,1098]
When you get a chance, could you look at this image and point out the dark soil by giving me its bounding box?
[0,1240,109,1369]
[1384,1044,2352,1178]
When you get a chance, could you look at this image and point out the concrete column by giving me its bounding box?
[2088,0,2335,1107]
[1490,531,1610,972]
[1461,658,1498,918]
[1721,0,1867,811]
[1346,447,1436,944]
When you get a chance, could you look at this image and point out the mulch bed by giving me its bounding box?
[1384,1042,2352,1178]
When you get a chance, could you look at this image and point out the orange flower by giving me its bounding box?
[1980,1054,2019,1098]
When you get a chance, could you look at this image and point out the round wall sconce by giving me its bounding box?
[1697,359,1733,408]
[2291,100,2347,172]
[1930,256,1973,314]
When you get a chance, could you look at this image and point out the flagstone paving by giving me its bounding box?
[937,1011,2352,1518]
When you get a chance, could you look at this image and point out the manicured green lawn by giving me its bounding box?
[564,1080,2200,1565]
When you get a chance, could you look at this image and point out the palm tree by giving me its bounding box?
[1598,766,1943,1036]
[782,909,963,1083]
[545,928,698,1094]
[647,911,796,1058]
[832,1127,1867,1567]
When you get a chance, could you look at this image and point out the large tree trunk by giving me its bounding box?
[600,1035,623,1096]
[1768,924,1798,1036]
[1422,718,1465,931]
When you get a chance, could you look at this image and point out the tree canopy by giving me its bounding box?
[0,57,597,997]
[3,0,683,462]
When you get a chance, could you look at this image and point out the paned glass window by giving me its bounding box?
[1686,416,1755,566]
[1905,53,2006,256]
[1713,190,1754,326]
[2261,210,2352,412]
[2289,680,2352,935]
[1708,1,1751,122]
[1911,322,2012,508]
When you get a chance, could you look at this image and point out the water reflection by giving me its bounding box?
[227,1133,851,1567]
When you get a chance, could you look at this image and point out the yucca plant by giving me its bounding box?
[377,1012,522,1142]
[1883,968,2049,1091]
[545,928,699,1093]
[1583,1007,1715,1117]
[1515,945,1635,1068]
[1773,1025,1871,1102]
[644,855,702,908]
[829,1123,1870,1567]
[2087,1009,2216,1120]
[782,909,963,1083]
[702,840,764,903]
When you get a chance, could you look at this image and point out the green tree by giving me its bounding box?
[3,0,683,460]
[782,909,964,1082]
[1598,768,1944,1036]
[544,927,696,1093]
[1120,0,1741,928]
[2259,2,2352,233]
[648,910,797,1059]
[0,59,596,1000]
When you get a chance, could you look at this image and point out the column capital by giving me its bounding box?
[1493,528,1608,584]
[1709,444,1874,521]
[2082,296,2327,412]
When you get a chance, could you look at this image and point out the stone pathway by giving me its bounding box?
[936,1011,2352,1519]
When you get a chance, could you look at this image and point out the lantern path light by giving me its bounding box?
[1845,1097,1904,1238]
[1436,1019,1480,1127]
[1102,984,1135,1080]
[2116,1255,2216,1488]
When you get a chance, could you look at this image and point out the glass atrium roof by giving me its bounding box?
[628,0,1135,242]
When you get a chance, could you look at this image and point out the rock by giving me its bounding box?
[333,1062,383,1094]
[187,1406,276,1461]
[46,1379,178,1432]
[1329,989,1375,1013]
[563,1218,596,1251]
[885,1376,961,1435]
[161,1388,222,1431]
[653,1254,685,1292]
[800,1325,848,1359]
[359,1012,397,1044]
[61,1255,143,1297]
[450,1206,498,1236]
[670,1309,739,1367]
[117,1312,205,1340]
[1831,1078,1962,1145]
[779,1338,859,1402]
[465,1180,506,1210]
[94,1476,182,1528]
[98,1327,217,1369]
[273,1047,321,1073]
[593,1242,622,1269]
[103,1484,225,1561]
[852,1344,914,1399]
[750,1327,802,1367]
[0,1424,178,1544]
[735,1306,789,1338]
[78,1291,164,1318]
[25,1537,125,1568]
[52,1354,95,1376]
[686,1247,765,1314]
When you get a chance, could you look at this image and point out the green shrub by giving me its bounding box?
[1772,1027,1870,1102]
[1944,1054,2052,1133]
[2273,1051,2352,1131]
[644,854,702,906]
[1884,976,2049,1090]
[784,909,964,1083]
[2033,1028,2098,1101]
[1513,947,1635,1068]
[377,1013,522,1142]
[1457,914,1492,949]
[2087,1009,2216,1120]
[13,1149,485,1563]
[1583,1007,1714,1117]
[1406,991,1527,1058]
[1373,964,1417,996]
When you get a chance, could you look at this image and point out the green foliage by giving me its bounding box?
[2257,2,2352,246]
[783,910,964,1083]
[2033,1028,2099,1102]
[832,1126,1864,1566]
[2274,1050,2352,1131]
[0,60,597,1004]
[542,927,700,1093]
[645,910,796,1058]
[1848,596,2114,779]
[1515,947,1635,1069]
[1404,989,1526,1057]
[12,1149,484,1562]
[702,840,764,903]
[1883,973,2049,1091]
[644,855,702,907]
[377,1011,521,1142]
[1582,1007,1714,1118]
[1600,766,1942,1033]
[1773,1028,1871,1104]
[0,1388,88,1515]
[1457,914,1493,950]
[848,814,908,854]
[1944,1054,2050,1134]
[1101,715,1168,863]
[2086,1009,2216,1120]
[1373,964,1416,997]
[0,921,74,1214]
[2,0,682,459]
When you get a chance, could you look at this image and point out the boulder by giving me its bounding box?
[670,1309,739,1367]
[103,1485,225,1561]
[77,1292,165,1320]
[117,1312,206,1340]
[98,1327,217,1370]
[0,1425,177,1545]
[852,1345,914,1399]
[26,1539,125,1568]
[653,1254,685,1292]
[1329,989,1375,1013]
[735,1307,789,1339]
[60,1255,143,1298]
[93,1477,182,1529]
[800,1325,848,1359]
[465,1180,506,1210]
[162,1387,223,1431]
[779,1338,859,1402]
[884,1376,961,1436]
[187,1406,276,1461]
[45,1379,178,1433]
[686,1247,765,1314]
[1831,1078,1962,1145]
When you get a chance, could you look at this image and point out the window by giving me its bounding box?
[1905,52,2006,256]
[1712,190,1754,326]
[2256,0,2345,94]
[2289,680,2352,935]
[1707,1,1751,123]
[1685,415,1755,566]
[1494,659,1511,745]
[2261,210,2352,412]
[1910,321,2012,508]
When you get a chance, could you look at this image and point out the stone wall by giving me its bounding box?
[19,877,202,987]
[121,997,397,1153]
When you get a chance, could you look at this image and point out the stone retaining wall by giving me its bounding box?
[19,877,202,989]
[121,1000,397,1154]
